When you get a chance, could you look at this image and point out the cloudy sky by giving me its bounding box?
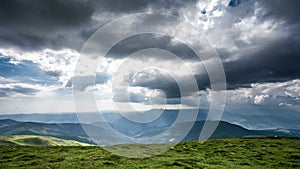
[0,0,299,129]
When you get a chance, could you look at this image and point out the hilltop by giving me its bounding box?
[0,135,91,146]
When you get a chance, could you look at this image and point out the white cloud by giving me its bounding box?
[279,102,292,107]
[251,80,300,99]
[254,94,269,105]
[190,0,230,30]
[227,79,300,106]
[191,79,300,108]
[179,0,291,63]
[0,47,80,87]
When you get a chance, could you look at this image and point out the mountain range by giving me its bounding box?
[0,118,299,146]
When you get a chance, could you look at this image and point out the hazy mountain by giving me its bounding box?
[0,119,94,144]
[0,110,209,124]
[0,113,80,123]
[0,119,299,146]
[2,110,298,131]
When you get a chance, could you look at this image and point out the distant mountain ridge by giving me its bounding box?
[0,113,80,123]
[0,119,299,146]
[0,119,94,144]
[1,111,299,131]
[0,110,209,124]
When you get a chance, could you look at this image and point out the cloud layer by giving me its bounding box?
[0,0,299,129]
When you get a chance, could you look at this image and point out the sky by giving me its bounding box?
[0,0,299,129]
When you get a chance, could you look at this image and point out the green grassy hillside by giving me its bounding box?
[0,135,91,146]
[0,137,299,168]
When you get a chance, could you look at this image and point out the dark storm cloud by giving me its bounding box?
[130,69,181,98]
[228,0,300,25]
[0,0,95,51]
[106,0,300,95]
[224,36,300,89]
[228,0,248,7]
[128,33,300,97]
[91,0,197,13]
[0,0,94,27]
[129,71,209,99]
[259,0,300,25]
[105,33,199,60]
[220,0,300,89]
[128,68,210,101]
[0,0,197,51]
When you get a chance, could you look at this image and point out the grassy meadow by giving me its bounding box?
[0,136,299,168]
[0,135,91,146]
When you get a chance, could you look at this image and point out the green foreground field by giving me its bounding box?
[0,136,299,169]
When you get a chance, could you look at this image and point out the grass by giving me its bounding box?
[0,135,91,146]
[0,136,299,168]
